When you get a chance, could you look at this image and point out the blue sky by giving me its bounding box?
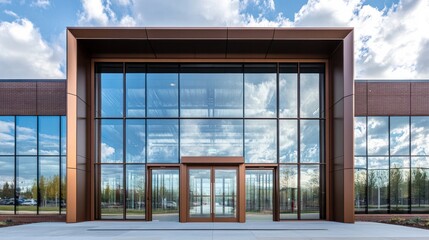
[0,0,428,79]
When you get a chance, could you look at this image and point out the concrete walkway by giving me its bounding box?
[0,221,428,240]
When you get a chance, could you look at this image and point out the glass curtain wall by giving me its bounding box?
[96,62,325,220]
[354,116,429,214]
[0,116,66,215]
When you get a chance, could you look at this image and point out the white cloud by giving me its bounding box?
[31,0,50,8]
[0,17,63,78]
[4,10,18,18]
[79,0,137,26]
[101,142,115,158]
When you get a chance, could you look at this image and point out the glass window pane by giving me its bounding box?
[99,120,123,163]
[0,116,14,155]
[411,157,429,213]
[100,165,123,219]
[354,117,366,156]
[368,169,389,213]
[0,157,15,214]
[147,120,178,163]
[300,64,323,118]
[279,64,298,118]
[61,156,66,214]
[39,116,60,155]
[368,157,389,170]
[300,120,320,163]
[390,117,410,155]
[61,116,66,155]
[126,120,145,163]
[147,73,178,117]
[126,64,145,117]
[152,169,179,221]
[390,157,410,213]
[126,165,145,219]
[245,169,273,221]
[16,156,37,214]
[354,169,367,213]
[245,120,276,163]
[279,165,298,219]
[367,117,389,155]
[181,119,243,157]
[300,165,320,219]
[279,120,298,163]
[180,65,243,118]
[16,116,37,155]
[244,65,277,118]
[97,63,123,117]
[39,157,60,214]
[354,157,367,169]
[411,117,429,155]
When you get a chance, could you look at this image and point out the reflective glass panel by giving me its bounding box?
[100,165,123,219]
[367,117,389,155]
[244,65,277,117]
[390,117,410,156]
[152,169,179,221]
[0,116,14,155]
[39,116,60,155]
[279,64,298,118]
[189,169,211,218]
[354,169,367,213]
[411,117,429,155]
[214,169,237,218]
[300,120,320,163]
[300,165,320,219]
[0,157,14,214]
[39,157,60,214]
[16,116,37,155]
[245,120,276,163]
[99,119,123,163]
[126,165,145,219]
[61,156,66,214]
[147,120,179,163]
[355,157,367,169]
[97,64,123,117]
[354,117,366,156]
[368,157,389,213]
[181,119,243,157]
[390,157,410,213]
[16,156,37,214]
[126,64,145,117]
[279,165,298,219]
[411,157,429,213]
[246,170,273,221]
[279,120,298,163]
[180,65,243,117]
[300,64,322,118]
[147,71,178,117]
[126,119,145,163]
[61,116,66,155]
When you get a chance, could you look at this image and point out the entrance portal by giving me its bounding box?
[188,167,238,222]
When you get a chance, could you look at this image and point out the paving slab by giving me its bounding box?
[0,221,428,240]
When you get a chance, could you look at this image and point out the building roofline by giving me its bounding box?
[355,79,429,83]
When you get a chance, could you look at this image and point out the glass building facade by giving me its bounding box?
[0,116,66,215]
[95,63,325,220]
[354,116,429,213]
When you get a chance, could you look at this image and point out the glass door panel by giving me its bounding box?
[189,169,211,219]
[245,169,274,221]
[214,169,237,219]
[151,169,179,221]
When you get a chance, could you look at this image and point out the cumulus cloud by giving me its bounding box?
[0,17,63,78]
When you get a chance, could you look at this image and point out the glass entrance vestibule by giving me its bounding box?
[95,62,326,221]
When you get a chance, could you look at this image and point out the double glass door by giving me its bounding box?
[188,167,238,222]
